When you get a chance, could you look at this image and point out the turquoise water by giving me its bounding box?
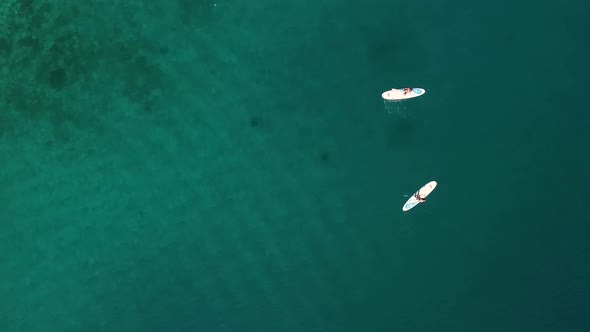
[1,0,589,331]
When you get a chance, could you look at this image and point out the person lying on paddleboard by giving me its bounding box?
[414,192,426,202]
[403,88,413,94]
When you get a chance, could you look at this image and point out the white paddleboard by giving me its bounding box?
[382,88,426,101]
[402,181,437,212]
